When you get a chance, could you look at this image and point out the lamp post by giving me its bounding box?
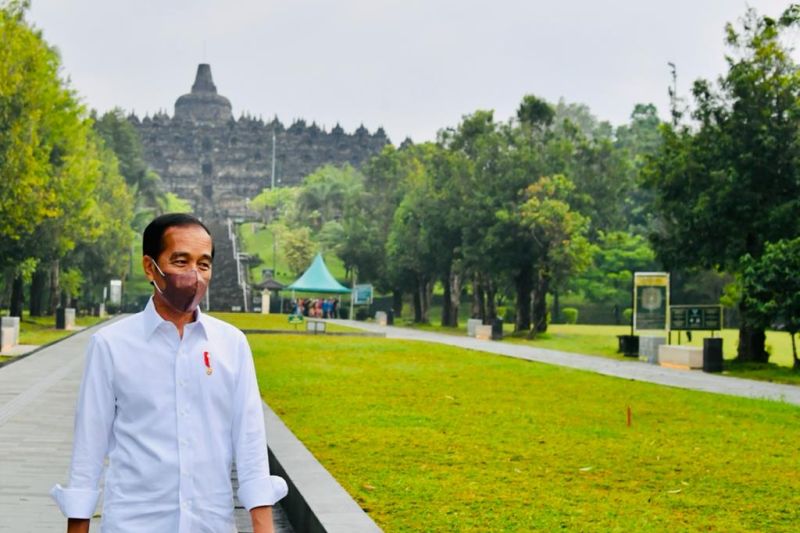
[271,130,276,190]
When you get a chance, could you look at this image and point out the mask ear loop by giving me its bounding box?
[147,256,166,295]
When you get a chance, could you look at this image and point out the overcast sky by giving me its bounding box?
[26,0,795,143]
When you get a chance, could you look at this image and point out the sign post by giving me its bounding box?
[349,283,373,321]
[633,272,670,332]
[669,305,723,332]
[352,284,373,306]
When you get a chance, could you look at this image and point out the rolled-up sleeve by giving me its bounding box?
[232,334,288,510]
[50,334,115,518]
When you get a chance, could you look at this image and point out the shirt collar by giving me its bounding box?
[143,297,210,341]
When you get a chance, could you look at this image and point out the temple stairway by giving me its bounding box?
[204,218,251,312]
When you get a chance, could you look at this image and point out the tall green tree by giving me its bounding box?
[295,164,363,230]
[516,175,592,335]
[93,108,167,230]
[61,137,134,310]
[643,5,800,362]
[570,231,657,322]
[342,145,416,315]
[441,110,509,325]
[0,3,70,267]
[741,238,800,369]
[384,148,442,323]
[1,4,135,315]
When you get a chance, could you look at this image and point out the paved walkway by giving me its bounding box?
[336,320,800,406]
[0,320,293,532]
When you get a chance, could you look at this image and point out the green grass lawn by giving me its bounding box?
[249,334,800,531]
[209,312,359,333]
[14,313,106,346]
[404,321,800,385]
[239,222,347,285]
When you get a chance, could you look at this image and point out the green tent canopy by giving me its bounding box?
[287,253,351,294]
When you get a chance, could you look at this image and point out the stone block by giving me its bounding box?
[639,336,666,364]
[475,325,492,340]
[658,345,703,370]
[467,319,482,337]
[65,308,76,330]
[1,326,15,352]
[56,308,76,330]
[306,320,326,334]
[1,316,20,346]
[375,311,387,326]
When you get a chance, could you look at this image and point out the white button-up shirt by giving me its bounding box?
[51,299,287,532]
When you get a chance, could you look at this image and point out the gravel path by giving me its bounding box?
[334,320,800,406]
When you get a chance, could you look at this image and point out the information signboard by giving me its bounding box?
[670,305,722,331]
[634,272,669,331]
[352,284,373,305]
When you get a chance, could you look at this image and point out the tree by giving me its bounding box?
[614,103,663,233]
[643,6,800,362]
[384,148,441,323]
[295,164,363,230]
[517,175,592,335]
[441,110,508,325]
[1,5,135,315]
[281,226,315,276]
[571,231,657,321]
[741,238,800,369]
[62,137,134,310]
[342,145,419,316]
[92,109,148,189]
[248,186,299,225]
[553,99,613,139]
[0,3,72,267]
[93,109,168,231]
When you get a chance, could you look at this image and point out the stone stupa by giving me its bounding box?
[173,64,233,124]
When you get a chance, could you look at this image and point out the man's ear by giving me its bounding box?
[142,255,156,283]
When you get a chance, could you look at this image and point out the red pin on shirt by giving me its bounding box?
[204,351,213,375]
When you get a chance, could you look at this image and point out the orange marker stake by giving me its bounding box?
[626,406,632,427]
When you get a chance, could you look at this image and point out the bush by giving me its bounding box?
[562,307,578,324]
[622,308,633,324]
[496,306,515,323]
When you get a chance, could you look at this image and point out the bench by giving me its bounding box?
[306,320,326,334]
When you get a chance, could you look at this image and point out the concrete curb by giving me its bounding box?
[264,402,382,533]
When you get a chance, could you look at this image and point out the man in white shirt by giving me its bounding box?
[51,213,287,533]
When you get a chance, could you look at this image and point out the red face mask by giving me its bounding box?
[148,256,208,313]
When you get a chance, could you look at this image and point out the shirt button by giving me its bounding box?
[179,379,186,387]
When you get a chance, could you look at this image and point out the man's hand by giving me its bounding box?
[67,518,90,533]
[250,505,274,533]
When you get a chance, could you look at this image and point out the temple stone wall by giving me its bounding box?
[130,64,389,218]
